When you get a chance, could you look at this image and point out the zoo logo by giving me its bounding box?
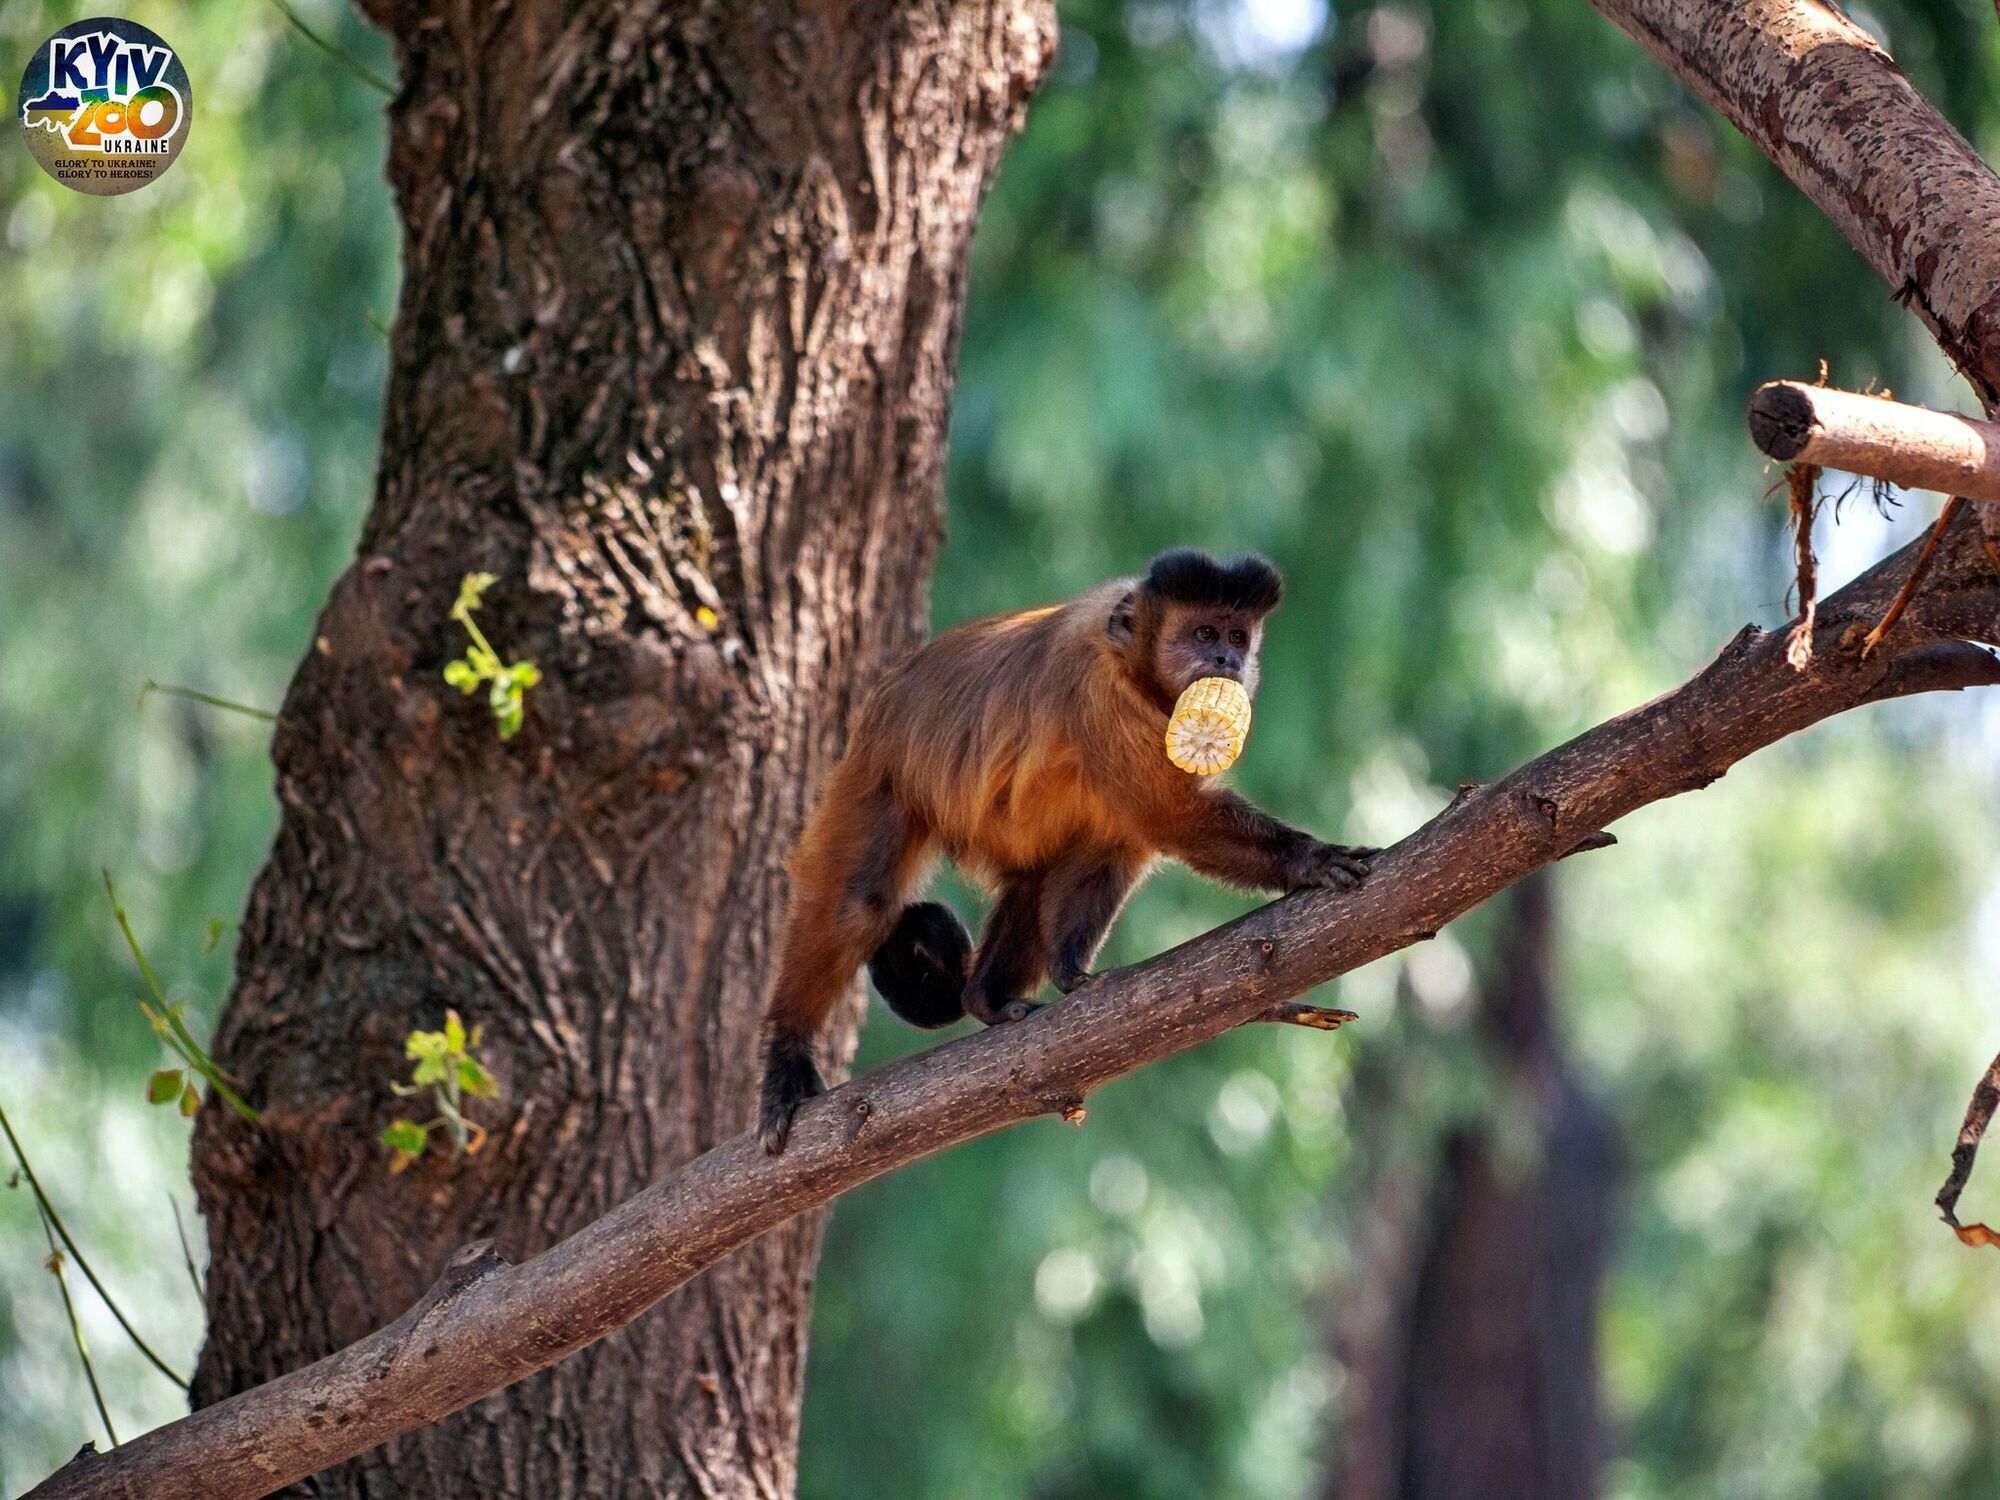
[17,16,191,197]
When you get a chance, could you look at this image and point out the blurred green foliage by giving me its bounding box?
[4,1,2000,1497]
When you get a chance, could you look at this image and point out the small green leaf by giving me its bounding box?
[493,696,524,739]
[510,660,540,689]
[179,1082,201,1118]
[443,1010,466,1054]
[452,572,497,620]
[406,1030,445,1061]
[202,917,228,954]
[147,1068,184,1105]
[443,659,481,692]
[458,1058,499,1099]
[412,1055,448,1086]
[380,1120,427,1156]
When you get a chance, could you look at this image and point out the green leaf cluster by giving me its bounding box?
[379,1009,501,1171]
[443,572,541,740]
[107,873,259,1125]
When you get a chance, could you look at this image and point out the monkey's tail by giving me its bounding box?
[867,901,972,1029]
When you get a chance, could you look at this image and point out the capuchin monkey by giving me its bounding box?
[758,549,1372,1153]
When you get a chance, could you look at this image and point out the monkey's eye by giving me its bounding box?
[1193,625,1218,644]
[1228,629,1248,647]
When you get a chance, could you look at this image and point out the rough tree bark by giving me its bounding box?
[1334,876,1617,1500]
[186,4,1052,1497]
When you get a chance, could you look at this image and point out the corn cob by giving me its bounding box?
[1165,675,1251,775]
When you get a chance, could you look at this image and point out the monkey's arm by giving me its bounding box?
[1041,850,1149,993]
[1156,788,1370,894]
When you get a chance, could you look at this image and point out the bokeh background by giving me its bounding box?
[5,1,2000,1495]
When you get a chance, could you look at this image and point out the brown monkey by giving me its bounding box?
[758,549,1371,1153]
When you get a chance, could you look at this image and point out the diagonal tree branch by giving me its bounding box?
[1587,0,2000,409]
[24,515,2000,1500]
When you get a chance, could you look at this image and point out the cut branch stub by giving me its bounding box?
[1748,382,2000,503]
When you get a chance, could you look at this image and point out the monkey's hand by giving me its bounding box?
[1284,840,1375,893]
[759,1034,826,1155]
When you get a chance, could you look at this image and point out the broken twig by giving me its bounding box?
[1936,1048,2000,1250]
[1861,497,1964,657]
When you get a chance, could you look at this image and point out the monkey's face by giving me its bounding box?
[1152,604,1265,700]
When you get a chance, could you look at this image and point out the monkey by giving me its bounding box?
[757,548,1373,1154]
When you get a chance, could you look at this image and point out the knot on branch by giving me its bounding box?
[1519,788,1580,851]
[432,1239,509,1303]
[1519,793,1616,860]
[843,1096,873,1146]
[1693,625,1765,689]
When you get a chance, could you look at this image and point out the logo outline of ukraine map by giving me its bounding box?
[18,16,192,197]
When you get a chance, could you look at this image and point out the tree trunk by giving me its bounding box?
[1336,875,1619,1500]
[187,5,1052,1497]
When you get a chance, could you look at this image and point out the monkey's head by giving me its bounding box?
[1109,548,1283,704]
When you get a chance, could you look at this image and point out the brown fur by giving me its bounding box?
[758,556,1370,1152]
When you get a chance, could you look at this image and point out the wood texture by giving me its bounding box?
[176,3,1053,1498]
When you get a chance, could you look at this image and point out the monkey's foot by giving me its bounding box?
[758,1034,825,1155]
[963,989,1044,1026]
[1050,966,1093,995]
[1258,1002,1359,1031]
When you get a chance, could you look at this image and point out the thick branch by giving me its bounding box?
[1749,382,2000,503]
[1587,0,2000,408]
[24,516,2000,1500]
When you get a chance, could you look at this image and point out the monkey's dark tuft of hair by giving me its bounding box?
[759,1031,825,1154]
[868,901,973,1029]
[1145,548,1283,614]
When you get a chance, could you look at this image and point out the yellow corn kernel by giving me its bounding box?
[1165,676,1251,775]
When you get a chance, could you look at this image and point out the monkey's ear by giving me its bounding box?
[1106,589,1140,647]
